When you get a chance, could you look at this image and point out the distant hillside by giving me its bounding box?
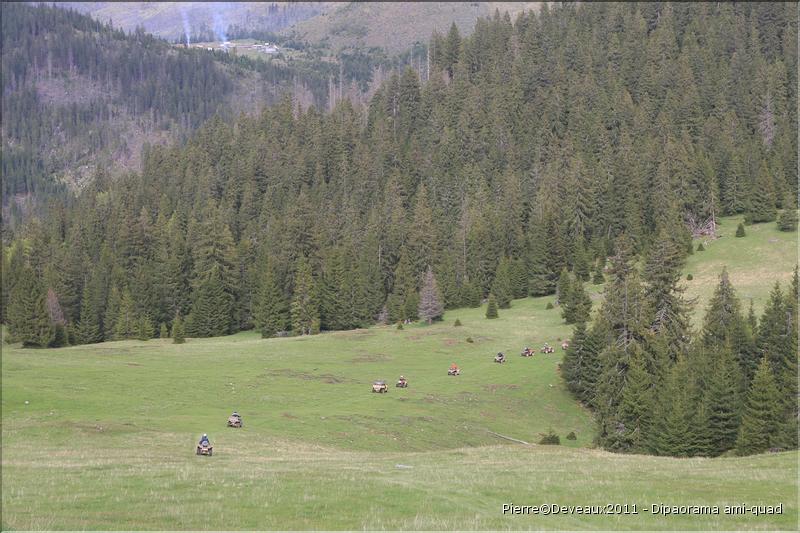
[55,2,542,56]
[48,2,330,43]
[2,3,333,227]
[279,2,543,54]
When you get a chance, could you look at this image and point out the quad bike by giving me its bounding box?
[196,443,213,456]
[520,348,533,357]
[372,380,388,393]
[494,353,506,363]
[541,345,555,354]
[396,378,408,388]
[448,368,461,376]
[227,415,242,428]
[561,341,570,351]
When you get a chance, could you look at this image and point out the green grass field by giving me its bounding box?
[684,215,797,319]
[2,218,797,530]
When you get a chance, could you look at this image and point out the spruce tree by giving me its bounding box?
[562,321,588,397]
[556,268,572,307]
[290,257,320,335]
[104,285,121,339]
[186,265,232,338]
[777,207,798,232]
[758,284,792,380]
[172,313,186,344]
[702,269,751,369]
[528,225,557,296]
[563,277,591,324]
[616,347,653,452]
[160,323,169,339]
[491,258,514,309]
[254,264,289,338]
[736,356,783,454]
[76,284,103,345]
[509,259,529,299]
[649,356,698,457]
[418,266,444,324]
[485,293,499,319]
[461,279,483,308]
[50,323,68,348]
[747,161,777,223]
[703,347,742,456]
[572,238,591,281]
[135,313,154,341]
[643,229,691,356]
[7,265,52,347]
[115,289,136,340]
[592,259,605,284]
[735,222,746,237]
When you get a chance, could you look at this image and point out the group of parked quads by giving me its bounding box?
[494,341,568,363]
[524,341,569,356]
[372,340,569,393]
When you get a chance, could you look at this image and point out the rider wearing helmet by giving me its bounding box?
[199,433,210,446]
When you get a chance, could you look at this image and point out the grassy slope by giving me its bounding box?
[2,218,797,530]
[684,214,797,319]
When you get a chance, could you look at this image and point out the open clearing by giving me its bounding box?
[2,217,797,530]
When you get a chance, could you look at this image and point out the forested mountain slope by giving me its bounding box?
[279,2,541,54]
[4,1,795,335]
[1,3,331,226]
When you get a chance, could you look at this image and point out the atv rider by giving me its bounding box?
[199,433,210,447]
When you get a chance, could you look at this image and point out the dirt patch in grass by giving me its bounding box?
[264,368,353,384]
[483,384,520,393]
[349,353,392,363]
[282,412,298,419]
[443,339,459,346]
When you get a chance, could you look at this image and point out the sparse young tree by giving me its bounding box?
[418,266,444,324]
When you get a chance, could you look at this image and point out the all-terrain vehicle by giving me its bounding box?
[227,413,242,428]
[448,366,461,376]
[196,443,213,456]
[541,343,555,354]
[494,352,506,363]
[561,340,570,351]
[521,347,534,357]
[372,380,388,393]
[396,376,408,388]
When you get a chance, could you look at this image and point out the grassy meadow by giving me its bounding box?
[683,215,797,319]
[2,218,797,530]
